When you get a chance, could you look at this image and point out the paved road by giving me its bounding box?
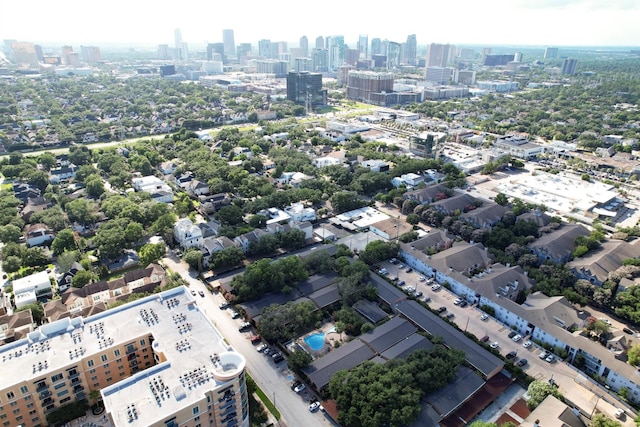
[161,254,334,427]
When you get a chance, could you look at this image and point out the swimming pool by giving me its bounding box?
[304,332,325,351]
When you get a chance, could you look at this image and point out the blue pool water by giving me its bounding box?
[304,332,325,351]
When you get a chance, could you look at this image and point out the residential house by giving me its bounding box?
[19,196,49,222]
[12,183,41,202]
[517,209,552,227]
[148,189,174,204]
[294,221,313,240]
[312,156,343,168]
[107,249,140,272]
[55,261,84,293]
[369,218,414,240]
[529,224,590,263]
[391,173,425,188]
[158,161,178,175]
[459,203,506,228]
[49,165,78,184]
[132,176,170,192]
[284,203,316,222]
[185,179,210,196]
[0,309,35,344]
[198,193,231,214]
[403,184,449,205]
[259,207,292,225]
[234,229,270,254]
[568,239,640,285]
[201,236,237,265]
[232,146,253,159]
[13,270,52,309]
[360,159,390,173]
[24,223,55,247]
[430,193,478,216]
[174,218,203,249]
[276,172,313,188]
[174,171,196,188]
[198,220,222,238]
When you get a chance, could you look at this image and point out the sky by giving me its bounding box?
[1,0,639,49]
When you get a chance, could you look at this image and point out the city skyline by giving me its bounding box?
[1,0,639,49]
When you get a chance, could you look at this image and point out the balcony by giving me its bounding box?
[76,392,86,400]
[73,385,84,393]
[67,371,79,380]
[42,397,53,405]
[70,377,81,385]
[35,383,49,392]
[39,390,52,399]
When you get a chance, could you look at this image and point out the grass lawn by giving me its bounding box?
[247,373,281,420]
[1,183,12,191]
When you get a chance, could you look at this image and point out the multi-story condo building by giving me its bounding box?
[425,66,453,85]
[370,38,382,57]
[299,36,308,57]
[426,43,454,67]
[404,34,417,65]
[311,48,328,72]
[315,36,324,50]
[0,287,249,427]
[544,47,559,59]
[562,58,578,75]
[384,41,402,69]
[80,46,101,63]
[358,35,368,59]
[346,71,394,103]
[483,54,514,66]
[327,36,345,70]
[258,39,271,59]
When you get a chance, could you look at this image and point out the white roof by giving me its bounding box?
[12,270,50,294]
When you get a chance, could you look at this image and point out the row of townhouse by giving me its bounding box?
[174,217,313,266]
[400,232,640,402]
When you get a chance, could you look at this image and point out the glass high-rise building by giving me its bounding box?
[223,29,235,57]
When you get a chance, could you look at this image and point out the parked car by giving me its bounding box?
[506,351,517,360]
[250,335,261,344]
[490,342,499,349]
[309,401,321,412]
[294,383,306,393]
[231,310,241,319]
[437,306,446,313]
[623,327,634,335]
[614,408,624,419]
[539,350,550,359]
[458,301,468,308]
[523,340,533,348]
[431,284,441,291]
[397,280,406,286]
[198,290,205,297]
[406,268,413,273]
[190,290,196,296]
[398,264,404,269]
[512,334,522,342]
[256,344,268,352]
[422,296,431,302]
[517,358,528,367]
[454,298,464,305]
[508,331,517,339]
[378,268,388,275]
[273,354,284,363]
[390,258,398,264]
[446,312,455,319]
[545,354,555,363]
[480,313,489,321]
[481,335,490,342]
[291,380,302,391]
[239,322,251,332]
[418,276,426,282]
[406,286,415,293]
[219,302,231,310]
[263,347,275,356]
[413,291,423,298]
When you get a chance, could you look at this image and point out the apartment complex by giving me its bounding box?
[346,71,394,103]
[0,287,248,427]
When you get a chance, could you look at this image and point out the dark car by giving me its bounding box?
[437,306,447,313]
[480,335,490,342]
[273,354,284,363]
[506,351,517,360]
[508,331,517,339]
[458,300,468,307]
[517,358,528,367]
[406,268,413,273]
[623,327,634,335]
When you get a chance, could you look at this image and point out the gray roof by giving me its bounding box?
[378,333,433,361]
[529,224,590,261]
[404,183,448,204]
[459,203,506,227]
[428,241,493,275]
[370,274,408,306]
[431,193,477,215]
[353,300,388,323]
[307,284,341,309]
[395,299,504,379]
[517,210,552,227]
[423,366,485,420]
[298,273,340,295]
[304,340,375,390]
[359,317,416,353]
[568,239,640,283]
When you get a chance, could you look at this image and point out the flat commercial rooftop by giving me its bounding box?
[495,171,618,215]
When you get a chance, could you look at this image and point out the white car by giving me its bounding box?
[545,354,555,363]
[512,334,522,342]
[480,313,489,321]
[256,343,268,352]
[490,342,499,349]
[431,284,441,291]
[614,408,624,419]
[523,340,533,348]
[294,384,306,393]
[309,401,321,412]
[418,276,426,282]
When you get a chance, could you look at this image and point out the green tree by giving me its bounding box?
[0,224,22,243]
[209,246,245,270]
[287,349,313,374]
[469,422,498,427]
[589,413,621,427]
[138,243,166,266]
[71,270,97,288]
[628,344,640,366]
[214,205,244,225]
[65,199,97,225]
[183,248,203,272]
[51,229,77,255]
[85,174,105,198]
[329,191,368,214]
[494,193,509,206]
[406,213,420,225]
[124,222,145,243]
[2,255,21,273]
[526,380,564,409]
[57,251,78,272]
[22,247,49,267]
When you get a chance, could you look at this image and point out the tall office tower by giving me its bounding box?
[207,43,225,61]
[544,47,558,59]
[300,35,308,57]
[61,45,74,65]
[425,66,453,84]
[311,48,328,72]
[346,70,394,103]
[327,35,345,70]
[513,52,523,62]
[174,28,182,49]
[315,36,324,49]
[10,42,39,67]
[258,39,271,58]
[404,34,417,65]
[223,29,235,57]
[157,44,169,60]
[34,45,44,62]
[294,57,313,72]
[483,54,514,66]
[385,41,402,69]
[80,46,101,63]
[287,71,327,110]
[370,38,382,56]
[426,43,454,67]
[458,47,475,61]
[0,287,250,427]
[482,47,492,60]
[275,41,288,55]
[358,34,368,59]
[237,43,252,58]
[345,48,360,65]
[561,58,578,75]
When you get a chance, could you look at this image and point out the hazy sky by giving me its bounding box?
[1,0,639,49]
